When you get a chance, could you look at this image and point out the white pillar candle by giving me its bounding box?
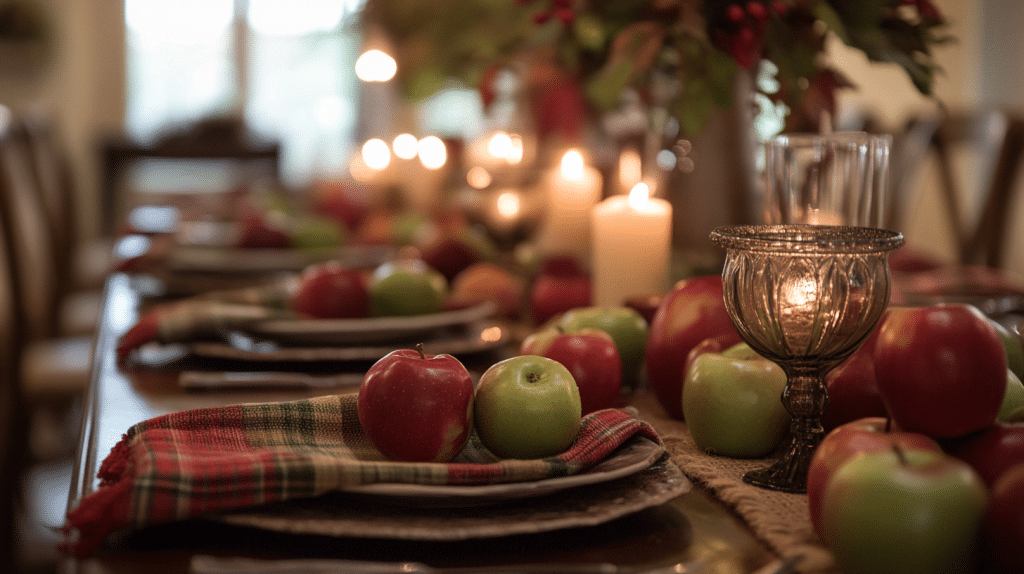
[536,150,603,259]
[591,183,672,306]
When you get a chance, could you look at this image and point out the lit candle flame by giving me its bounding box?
[488,132,512,159]
[417,136,447,169]
[355,49,397,82]
[560,150,584,180]
[362,138,391,170]
[628,183,650,209]
[496,191,521,219]
[392,133,418,160]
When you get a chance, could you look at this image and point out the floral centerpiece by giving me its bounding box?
[362,0,948,140]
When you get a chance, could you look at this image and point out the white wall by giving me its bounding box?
[0,0,124,240]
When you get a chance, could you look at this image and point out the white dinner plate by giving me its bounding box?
[166,243,395,274]
[241,301,498,346]
[190,319,509,362]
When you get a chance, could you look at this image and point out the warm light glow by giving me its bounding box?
[355,49,397,82]
[496,191,521,219]
[362,138,391,170]
[782,276,819,311]
[417,136,447,169]
[628,183,650,209]
[560,150,585,180]
[507,135,524,164]
[392,133,418,160]
[487,132,512,159]
[479,326,503,343]
[466,166,492,189]
[619,148,642,191]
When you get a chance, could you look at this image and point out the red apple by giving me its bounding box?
[291,261,369,319]
[981,462,1024,574]
[821,326,887,432]
[644,275,741,419]
[234,203,291,248]
[419,225,496,282]
[623,294,663,325]
[874,304,1007,438]
[529,272,591,326]
[520,326,622,415]
[941,421,1024,488]
[806,417,942,539]
[449,262,524,319]
[311,179,370,232]
[357,344,475,462]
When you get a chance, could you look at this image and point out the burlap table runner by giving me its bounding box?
[632,392,842,574]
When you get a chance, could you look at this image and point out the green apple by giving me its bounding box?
[1000,369,1024,422]
[821,447,987,574]
[682,342,790,458]
[474,355,582,459]
[556,306,648,389]
[291,215,346,251]
[368,258,447,317]
[989,318,1024,381]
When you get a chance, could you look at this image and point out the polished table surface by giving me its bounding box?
[63,272,778,574]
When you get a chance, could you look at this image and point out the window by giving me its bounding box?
[125,0,363,186]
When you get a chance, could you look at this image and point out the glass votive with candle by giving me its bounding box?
[535,149,603,261]
[591,183,672,306]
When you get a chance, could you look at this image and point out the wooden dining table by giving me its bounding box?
[61,269,782,574]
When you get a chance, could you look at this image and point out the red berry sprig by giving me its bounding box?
[723,1,787,69]
[525,0,575,26]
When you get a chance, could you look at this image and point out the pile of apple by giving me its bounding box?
[289,249,529,321]
[357,346,583,461]
[356,303,649,462]
[642,275,1024,573]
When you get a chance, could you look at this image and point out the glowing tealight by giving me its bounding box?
[417,136,447,169]
[488,132,512,159]
[392,133,418,160]
[467,166,492,189]
[496,191,521,219]
[362,138,391,170]
[355,49,397,82]
[560,150,585,180]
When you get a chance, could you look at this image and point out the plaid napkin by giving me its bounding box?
[64,393,660,556]
[117,283,296,363]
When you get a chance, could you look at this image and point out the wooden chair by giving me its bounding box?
[887,109,1024,270]
[0,107,92,462]
[20,107,105,337]
[0,107,51,572]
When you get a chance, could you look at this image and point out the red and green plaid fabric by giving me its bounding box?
[65,393,660,556]
[116,283,296,363]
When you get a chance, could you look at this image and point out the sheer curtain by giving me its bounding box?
[124,0,363,187]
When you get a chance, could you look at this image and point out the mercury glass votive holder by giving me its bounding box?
[710,224,904,493]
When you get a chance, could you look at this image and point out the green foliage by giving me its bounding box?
[363,0,949,135]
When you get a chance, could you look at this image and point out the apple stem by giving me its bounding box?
[555,325,565,334]
[892,442,908,466]
[416,343,426,359]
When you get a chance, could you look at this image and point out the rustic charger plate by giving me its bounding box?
[217,454,690,541]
